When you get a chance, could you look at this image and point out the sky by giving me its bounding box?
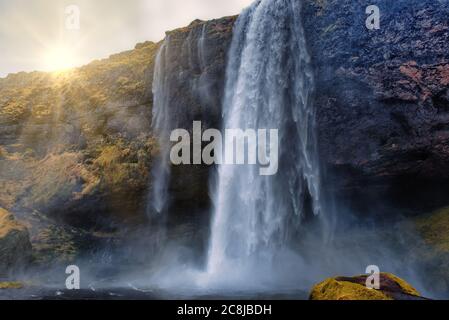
[0,0,253,77]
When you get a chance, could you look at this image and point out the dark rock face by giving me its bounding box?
[152,18,236,131]
[148,17,236,260]
[302,0,449,214]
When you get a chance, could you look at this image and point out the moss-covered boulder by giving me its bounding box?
[310,273,422,300]
[0,208,32,276]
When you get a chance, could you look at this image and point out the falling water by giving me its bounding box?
[149,40,172,215]
[207,0,322,275]
[148,22,213,216]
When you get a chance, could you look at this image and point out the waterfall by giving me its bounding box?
[148,22,214,216]
[207,0,322,275]
[149,40,172,215]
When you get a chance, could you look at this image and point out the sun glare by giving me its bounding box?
[42,46,79,72]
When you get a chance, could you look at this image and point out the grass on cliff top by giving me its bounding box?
[0,41,159,124]
[415,206,449,252]
[0,40,159,212]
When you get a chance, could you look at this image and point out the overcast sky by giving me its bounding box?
[0,0,253,77]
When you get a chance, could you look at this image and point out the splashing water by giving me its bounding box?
[149,0,336,292]
[207,0,323,277]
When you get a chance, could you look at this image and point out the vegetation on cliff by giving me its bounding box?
[0,41,160,267]
[0,208,32,276]
[415,207,449,252]
[0,41,159,223]
[310,273,421,300]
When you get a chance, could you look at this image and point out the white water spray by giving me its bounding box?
[207,0,323,276]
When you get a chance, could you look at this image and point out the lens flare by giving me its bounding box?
[42,45,79,72]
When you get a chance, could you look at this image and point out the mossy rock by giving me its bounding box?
[0,282,23,289]
[0,208,32,275]
[415,206,449,253]
[310,273,421,300]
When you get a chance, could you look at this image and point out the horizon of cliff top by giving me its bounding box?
[0,15,240,80]
[0,0,253,78]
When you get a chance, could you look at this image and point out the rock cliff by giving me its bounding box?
[1,0,449,271]
[302,0,449,214]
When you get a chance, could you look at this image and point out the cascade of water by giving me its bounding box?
[148,23,212,216]
[149,40,172,215]
[207,0,323,274]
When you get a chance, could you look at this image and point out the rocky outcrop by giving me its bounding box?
[310,273,423,300]
[302,0,449,214]
[0,208,32,276]
[0,41,159,230]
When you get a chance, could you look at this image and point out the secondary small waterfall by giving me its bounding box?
[150,40,172,215]
[149,24,211,216]
[207,0,322,275]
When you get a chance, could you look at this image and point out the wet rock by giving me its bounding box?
[302,0,449,214]
[0,208,32,276]
[146,17,236,259]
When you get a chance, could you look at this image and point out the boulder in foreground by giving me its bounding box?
[310,273,423,300]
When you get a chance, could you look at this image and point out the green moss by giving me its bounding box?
[32,226,78,265]
[310,273,419,300]
[415,206,449,252]
[0,282,23,289]
[95,146,122,167]
[310,278,391,300]
[0,207,27,238]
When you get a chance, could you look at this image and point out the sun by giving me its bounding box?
[42,45,79,72]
